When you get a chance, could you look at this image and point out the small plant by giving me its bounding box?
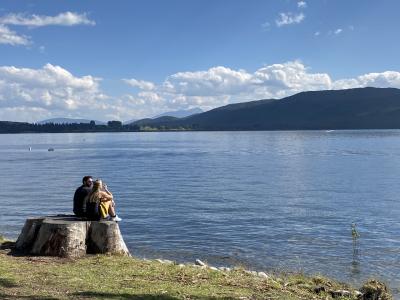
[351,223,361,268]
[351,223,360,240]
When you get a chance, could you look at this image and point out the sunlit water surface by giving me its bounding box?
[0,131,399,295]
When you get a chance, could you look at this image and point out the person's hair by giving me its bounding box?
[82,176,93,184]
[88,179,102,203]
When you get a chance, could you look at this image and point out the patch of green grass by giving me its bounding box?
[0,248,369,300]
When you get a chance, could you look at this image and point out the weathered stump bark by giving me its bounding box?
[88,221,129,255]
[16,215,130,258]
[31,217,88,257]
[15,216,45,252]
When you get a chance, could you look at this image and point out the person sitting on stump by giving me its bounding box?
[87,179,122,222]
[73,175,93,217]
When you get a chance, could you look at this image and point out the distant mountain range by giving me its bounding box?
[124,108,203,125]
[131,87,400,130]
[38,118,106,125]
[152,108,203,118]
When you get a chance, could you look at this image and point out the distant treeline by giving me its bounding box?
[0,120,143,133]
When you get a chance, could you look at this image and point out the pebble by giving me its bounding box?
[195,259,207,267]
[258,272,269,279]
[163,259,174,265]
[314,286,326,294]
[330,290,351,298]
[155,259,174,264]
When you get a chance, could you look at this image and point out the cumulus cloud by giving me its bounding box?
[276,12,305,27]
[0,24,30,45]
[122,61,333,111]
[121,62,400,118]
[0,64,107,121]
[164,66,256,97]
[2,62,400,122]
[298,1,307,8]
[0,11,95,27]
[333,71,400,90]
[334,28,343,35]
[123,78,155,90]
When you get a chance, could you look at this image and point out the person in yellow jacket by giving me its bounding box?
[87,179,122,222]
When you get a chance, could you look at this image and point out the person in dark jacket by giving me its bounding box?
[73,176,93,217]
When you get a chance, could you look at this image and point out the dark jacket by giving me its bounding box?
[73,185,91,217]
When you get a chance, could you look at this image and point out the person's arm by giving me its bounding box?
[99,191,113,202]
[103,184,113,196]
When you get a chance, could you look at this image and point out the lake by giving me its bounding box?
[0,131,399,295]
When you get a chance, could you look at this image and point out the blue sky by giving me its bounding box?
[1,0,400,122]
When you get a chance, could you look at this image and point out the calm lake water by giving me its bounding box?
[0,131,399,295]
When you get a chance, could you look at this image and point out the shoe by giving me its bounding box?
[111,215,122,222]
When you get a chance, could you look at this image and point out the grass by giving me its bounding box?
[0,238,390,300]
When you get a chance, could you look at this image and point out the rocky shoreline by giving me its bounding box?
[149,257,392,300]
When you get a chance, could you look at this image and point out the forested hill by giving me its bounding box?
[132,87,400,130]
[2,87,400,133]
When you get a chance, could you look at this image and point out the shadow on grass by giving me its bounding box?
[0,241,15,251]
[0,293,58,300]
[1,241,31,258]
[72,291,239,299]
[73,292,179,299]
[0,278,19,288]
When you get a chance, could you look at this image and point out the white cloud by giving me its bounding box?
[123,78,155,90]
[314,31,320,36]
[0,11,95,47]
[164,66,256,97]
[121,62,400,118]
[0,24,30,45]
[333,71,400,90]
[121,61,333,112]
[276,12,305,27]
[334,28,343,35]
[0,11,95,27]
[0,64,107,121]
[2,62,400,122]
[298,1,307,8]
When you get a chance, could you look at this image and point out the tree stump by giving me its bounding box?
[15,216,45,252]
[15,215,130,258]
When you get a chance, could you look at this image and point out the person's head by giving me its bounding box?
[92,179,103,191]
[82,176,93,187]
[88,179,102,203]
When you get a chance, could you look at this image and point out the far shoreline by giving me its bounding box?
[2,127,400,134]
